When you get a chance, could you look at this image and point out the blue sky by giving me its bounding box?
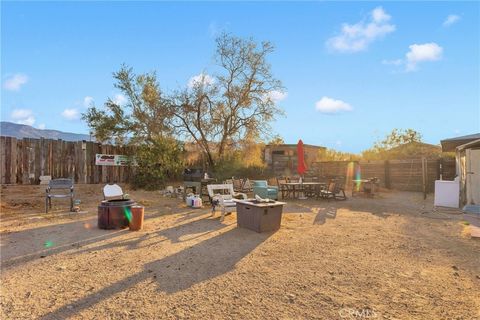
[2,1,479,152]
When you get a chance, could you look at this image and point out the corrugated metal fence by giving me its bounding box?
[0,136,132,185]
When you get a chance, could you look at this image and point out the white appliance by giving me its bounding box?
[434,180,460,208]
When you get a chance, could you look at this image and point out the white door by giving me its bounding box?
[466,149,480,205]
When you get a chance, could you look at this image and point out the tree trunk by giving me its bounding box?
[205,150,215,171]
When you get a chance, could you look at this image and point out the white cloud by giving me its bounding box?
[188,73,215,88]
[38,123,46,130]
[113,93,127,105]
[266,90,288,103]
[406,43,443,71]
[61,108,80,120]
[11,109,32,119]
[83,96,94,107]
[11,109,35,126]
[3,73,28,91]
[17,117,35,126]
[326,7,395,53]
[443,14,460,27]
[382,42,443,72]
[372,7,390,23]
[315,97,353,114]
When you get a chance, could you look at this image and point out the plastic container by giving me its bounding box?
[192,196,202,208]
[129,205,144,231]
[186,194,195,206]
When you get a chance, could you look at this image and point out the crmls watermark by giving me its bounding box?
[338,307,378,319]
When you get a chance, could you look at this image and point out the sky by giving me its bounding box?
[1,1,479,153]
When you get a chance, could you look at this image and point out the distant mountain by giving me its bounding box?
[0,121,93,142]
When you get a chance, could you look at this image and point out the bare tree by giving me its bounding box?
[83,34,285,170]
[170,33,285,168]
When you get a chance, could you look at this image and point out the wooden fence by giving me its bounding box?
[311,158,456,193]
[1,136,458,193]
[0,136,132,185]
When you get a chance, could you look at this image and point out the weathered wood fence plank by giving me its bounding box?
[0,136,132,185]
[311,158,456,193]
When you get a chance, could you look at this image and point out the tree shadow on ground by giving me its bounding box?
[0,209,170,269]
[313,207,337,225]
[70,213,233,255]
[40,226,271,320]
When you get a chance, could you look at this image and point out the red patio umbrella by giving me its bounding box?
[297,139,307,175]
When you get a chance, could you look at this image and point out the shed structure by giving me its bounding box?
[441,133,480,207]
[264,143,325,177]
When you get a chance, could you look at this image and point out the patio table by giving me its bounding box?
[280,182,326,199]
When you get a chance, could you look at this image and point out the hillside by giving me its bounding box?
[0,122,92,142]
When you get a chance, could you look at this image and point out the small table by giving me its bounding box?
[352,179,379,197]
[234,199,286,233]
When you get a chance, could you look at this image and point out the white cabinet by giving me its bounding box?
[434,180,460,208]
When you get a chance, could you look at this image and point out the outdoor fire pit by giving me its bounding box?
[235,199,286,233]
[98,184,137,229]
[98,199,135,229]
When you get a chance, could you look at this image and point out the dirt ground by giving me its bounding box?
[1,184,479,320]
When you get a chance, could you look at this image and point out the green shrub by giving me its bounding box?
[130,138,184,190]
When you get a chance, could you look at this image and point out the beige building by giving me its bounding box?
[264,143,325,176]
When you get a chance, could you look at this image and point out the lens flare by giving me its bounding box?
[354,164,362,191]
[124,206,132,223]
[44,240,54,248]
[347,162,362,191]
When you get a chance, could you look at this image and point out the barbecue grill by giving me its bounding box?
[183,168,215,200]
[183,168,204,182]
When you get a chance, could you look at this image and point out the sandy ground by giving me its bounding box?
[0,184,479,320]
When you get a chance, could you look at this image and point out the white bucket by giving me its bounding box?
[186,193,195,206]
[192,196,202,208]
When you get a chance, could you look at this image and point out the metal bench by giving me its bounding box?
[45,178,74,213]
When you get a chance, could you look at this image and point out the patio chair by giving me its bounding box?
[285,176,302,198]
[320,180,347,201]
[207,184,247,221]
[301,176,316,197]
[45,178,74,213]
[276,177,289,199]
[232,178,244,192]
[242,178,253,192]
[252,180,279,200]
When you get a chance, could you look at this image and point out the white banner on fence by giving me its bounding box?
[95,154,130,166]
